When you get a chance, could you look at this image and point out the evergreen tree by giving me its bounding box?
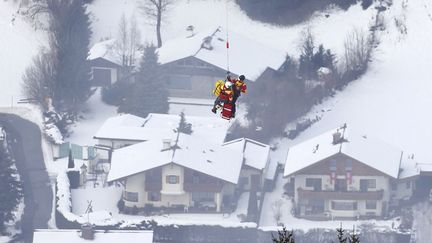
[48,0,93,116]
[118,44,169,117]
[272,227,295,243]
[0,146,23,231]
[348,227,360,243]
[336,225,347,243]
[298,27,315,80]
[178,112,192,134]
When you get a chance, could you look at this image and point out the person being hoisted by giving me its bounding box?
[231,74,247,118]
[211,75,234,114]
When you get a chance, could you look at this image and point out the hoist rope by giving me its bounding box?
[225,0,230,74]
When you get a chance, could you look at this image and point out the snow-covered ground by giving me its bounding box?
[68,89,117,146]
[88,0,375,61]
[259,174,400,232]
[282,0,432,163]
[69,183,254,228]
[0,1,47,107]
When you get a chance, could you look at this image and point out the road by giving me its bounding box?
[0,113,53,243]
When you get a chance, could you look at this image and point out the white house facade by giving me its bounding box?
[284,125,417,220]
[95,113,271,213]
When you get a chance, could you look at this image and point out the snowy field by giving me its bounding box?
[88,0,375,59]
[0,1,46,107]
[282,0,432,164]
[259,174,400,232]
[70,184,254,228]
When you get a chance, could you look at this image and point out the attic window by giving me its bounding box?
[206,160,212,163]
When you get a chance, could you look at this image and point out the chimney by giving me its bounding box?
[81,223,94,240]
[332,131,342,145]
[162,139,171,150]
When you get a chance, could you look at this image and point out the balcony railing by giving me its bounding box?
[298,188,384,200]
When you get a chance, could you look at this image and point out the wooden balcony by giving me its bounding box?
[184,183,223,192]
[298,188,384,200]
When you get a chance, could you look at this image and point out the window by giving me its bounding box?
[166,75,192,90]
[166,175,179,184]
[148,192,161,202]
[391,182,397,190]
[360,179,376,191]
[330,159,337,171]
[305,178,322,191]
[345,160,353,171]
[366,200,377,210]
[123,191,138,202]
[331,201,358,210]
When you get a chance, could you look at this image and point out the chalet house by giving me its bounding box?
[156,26,286,99]
[88,39,134,87]
[283,125,418,220]
[94,113,271,212]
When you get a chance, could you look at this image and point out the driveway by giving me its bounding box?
[0,113,53,243]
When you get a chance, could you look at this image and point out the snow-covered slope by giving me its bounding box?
[0,1,46,107]
[288,0,432,163]
[88,0,375,59]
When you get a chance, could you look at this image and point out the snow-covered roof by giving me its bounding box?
[284,126,403,178]
[88,39,122,65]
[157,26,286,81]
[108,129,243,184]
[33,229,153,243]
[94,114,148,141]
[223,138,270,170]
[104,113,245,183]
[95,113,229,143]
[399,157,432,179]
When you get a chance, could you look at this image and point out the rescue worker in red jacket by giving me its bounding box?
[231,75,247,118]
[211,76,234,113]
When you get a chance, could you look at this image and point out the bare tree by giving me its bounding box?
[22,49,56,109]
[115,14,141,66]
[342,28,372,76]
[139,0,173,48]
[116,13,129,66]
[128,14,141,66]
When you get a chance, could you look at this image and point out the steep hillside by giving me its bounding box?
[0,1,46,107]
[287,0,432,163]
[88,0,375,60]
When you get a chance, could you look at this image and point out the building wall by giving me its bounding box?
[391,179,415,202]
[122,164,232,212]
[96,138,142,160]
[239,167,264,191]
[293,169,391,218]
[163,57,234,99]
[161,164,185,194]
